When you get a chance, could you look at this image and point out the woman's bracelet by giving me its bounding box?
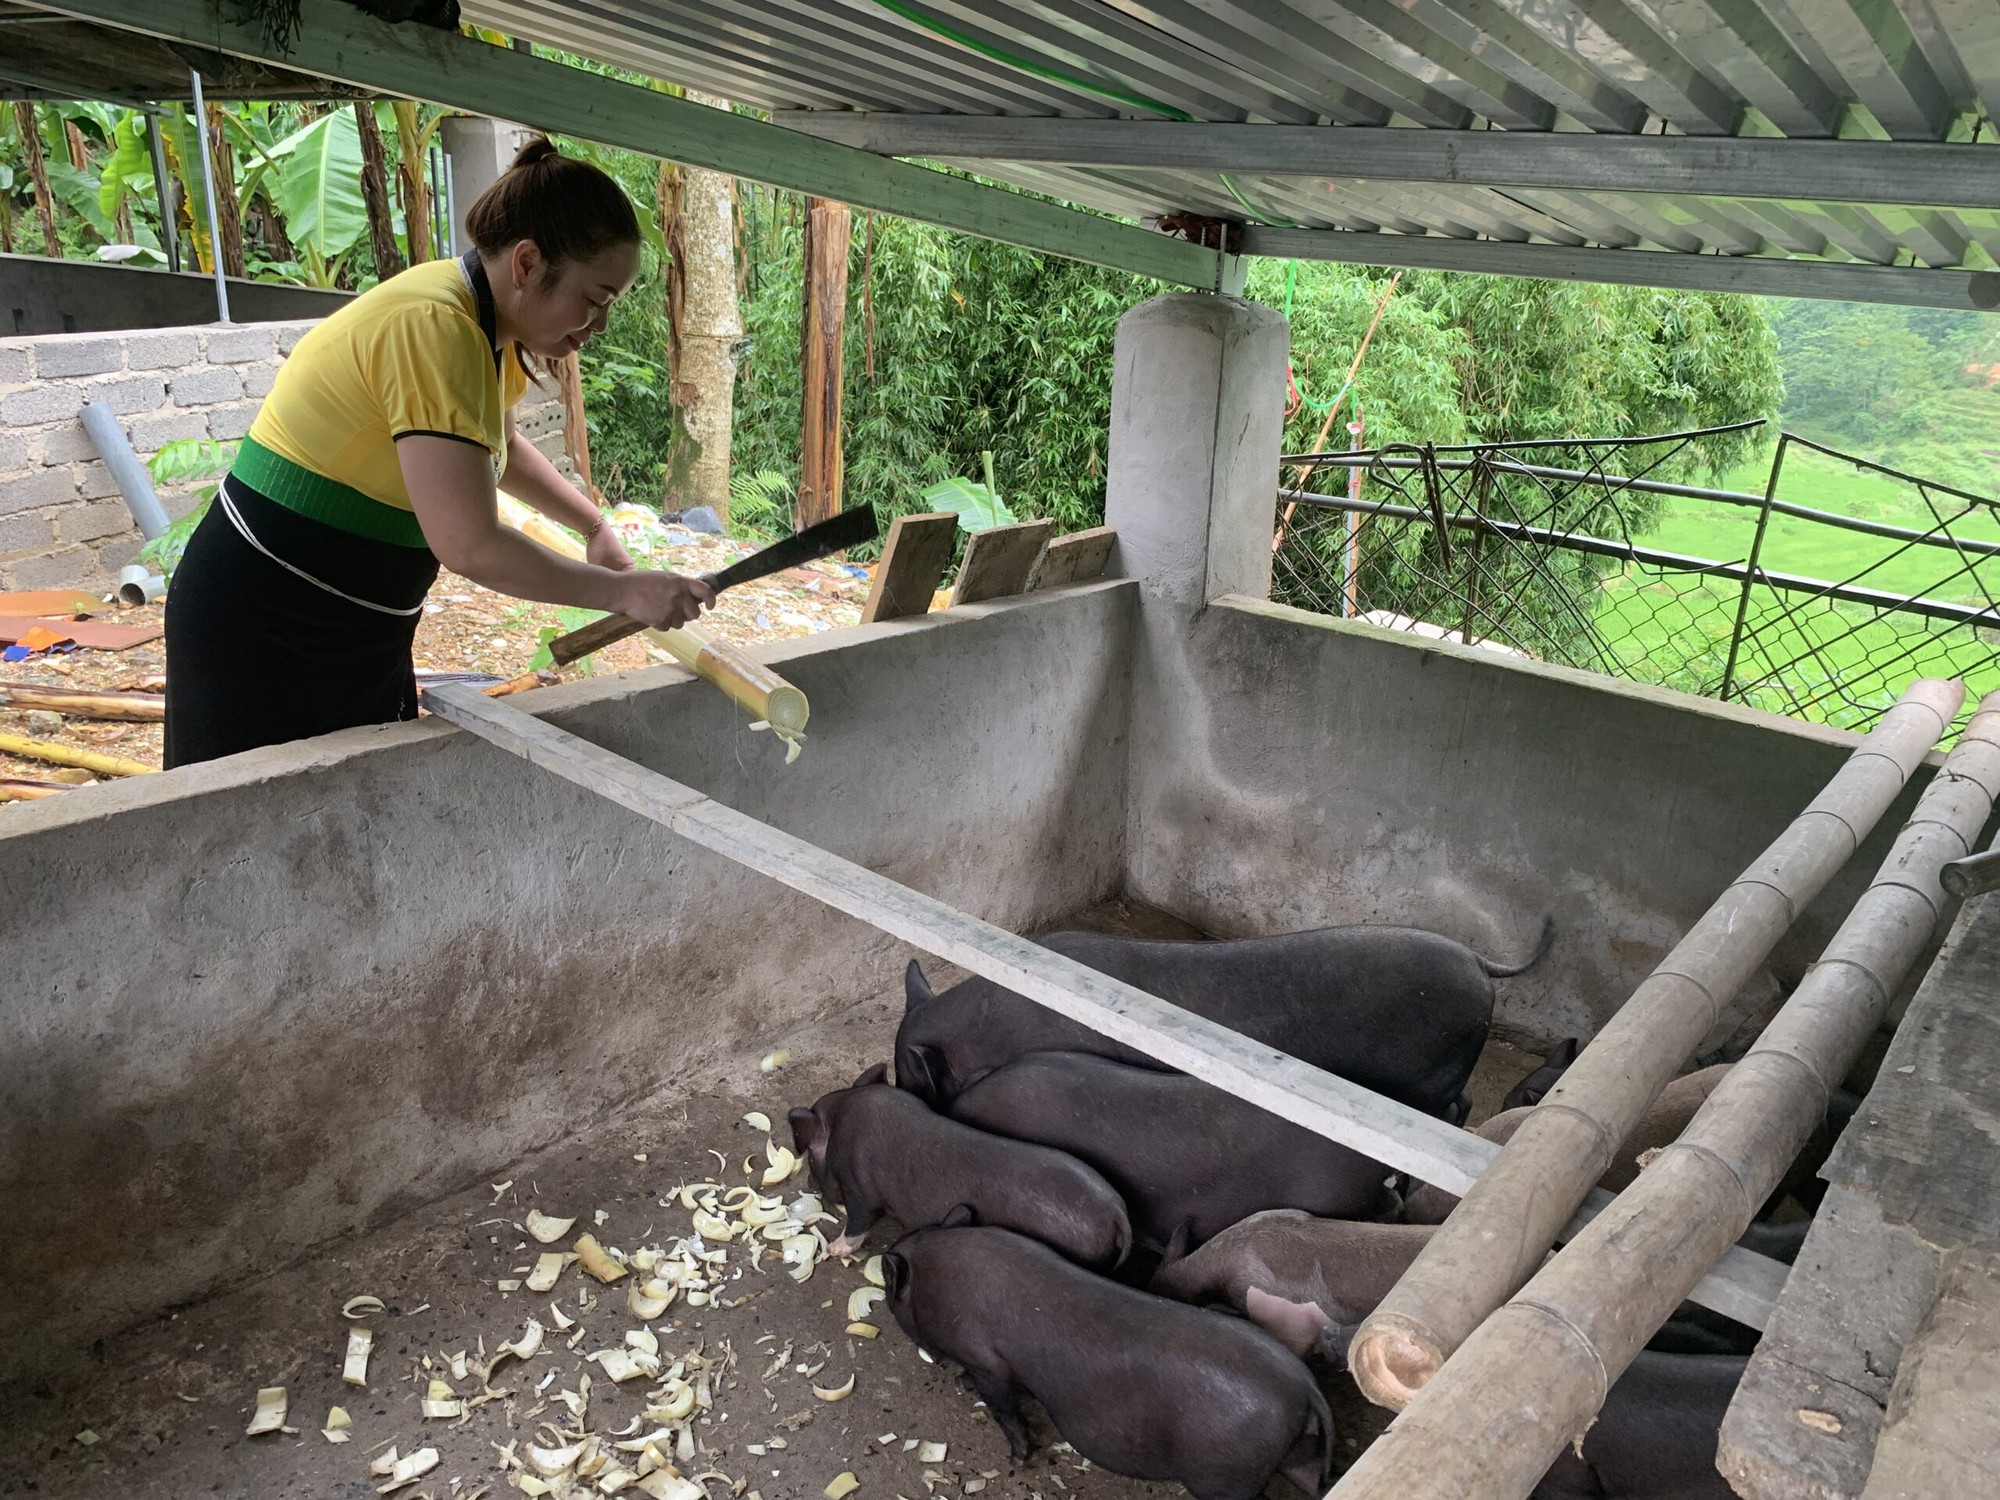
[580,511,606,539]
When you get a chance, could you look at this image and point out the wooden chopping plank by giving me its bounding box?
[0,617,163,650]
[861,512,957,624]
[949,518,1054,607]
[0,589,102,617]
[1030,525,1116,590]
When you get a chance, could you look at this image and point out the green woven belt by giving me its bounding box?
[231,434,429,548]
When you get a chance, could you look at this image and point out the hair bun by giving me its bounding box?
[509,135,563,171]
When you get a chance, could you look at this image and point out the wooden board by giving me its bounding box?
[419,683,1785,1331]
[949,519,1055,607]
[0,590,102,617]
[1721,889,2000,1499]
[1030,525,1117,590]
[861,512,957,624]
[0,616,162,650]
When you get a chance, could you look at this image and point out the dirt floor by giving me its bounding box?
[0,526,869,793]
[0,902,1538,1500]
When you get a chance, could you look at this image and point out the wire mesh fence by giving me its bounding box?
[1273,425,2000,735]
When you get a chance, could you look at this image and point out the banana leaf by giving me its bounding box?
[268,109,367,260]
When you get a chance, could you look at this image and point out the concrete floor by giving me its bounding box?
[0,903,1540,1500]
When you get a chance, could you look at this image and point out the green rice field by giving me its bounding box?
[1594,445,2000,730]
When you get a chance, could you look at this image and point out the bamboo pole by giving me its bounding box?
[0,778,74,801]
[1348,677,1964,1411]
[1333,689,2000,1500]
[0,684,165,721]
[492,495,809,752]
[0,732,156,778]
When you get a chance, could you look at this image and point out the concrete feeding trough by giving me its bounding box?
[3,295,1987,1499]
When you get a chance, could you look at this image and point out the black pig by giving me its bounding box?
[950,1050,1394,1250]
[884,1215,1334,1500]
[897,918,1554,1119]
[787,1063,1131,1268]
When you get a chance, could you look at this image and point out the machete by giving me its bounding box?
[547,504,879,666]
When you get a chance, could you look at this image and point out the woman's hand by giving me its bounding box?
[585,522,635,573]
[611,569,716,632]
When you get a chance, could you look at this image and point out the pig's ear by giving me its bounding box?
[904,960,936,1011]
[853,1062,890,1089]
[788,1107,825,1162]
[939,1203,977,1230]
[881,1251,909,1303]
[1551,1037,1580,1067]
[900,1044,947,1103]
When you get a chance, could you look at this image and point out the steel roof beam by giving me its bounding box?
[31,0,1217,288]
[777,114,2000,212]
[1239,226,2000,311]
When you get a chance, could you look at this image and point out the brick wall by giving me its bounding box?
[0,322,566,592]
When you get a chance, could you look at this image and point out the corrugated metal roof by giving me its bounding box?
[466,0,2000,281]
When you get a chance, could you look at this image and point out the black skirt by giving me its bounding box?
[163,477,439,768]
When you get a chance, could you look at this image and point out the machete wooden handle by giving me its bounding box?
[548,573,720,666]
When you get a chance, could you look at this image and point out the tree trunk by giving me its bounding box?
[391,101,432,265]
[13,102,60,258]
[671,90,744,521]
[353,102,404,280]
[63,120,88,172]
[204,103,245,280]
[797,197,851,530]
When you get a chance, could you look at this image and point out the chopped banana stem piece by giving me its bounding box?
[691,1210,736,1242]
[918,1443,947,1464]
[650,1381,697,1422]
[527,1442,583,1477]
[575,1235,629,1283]
[343,1328,372,1387]
[246,1386,288,1436]
[863,1257,886,1288]
[323,1406,352,1443]
[845,1322,879,1339]
[525,1210,577,1245]
[824,1473,859,1500]
[341,1295,385,1320]
[548,1303,576,1331]
[760,1145,799,1187]
[370,1447,402,1477]
[812,1374,856,1402]
[760,1051,789,1073]
[743,1111,772,1132]
[847,1287,885,1320]
[376,1447,439,1493]
[498,1319,546,1363]
[629,1277,677,1320]
[527,1252,575,1293]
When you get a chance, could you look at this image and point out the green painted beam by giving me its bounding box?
[32,0,1218,288]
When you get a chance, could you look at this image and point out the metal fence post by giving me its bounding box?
[1719,435,1788,701]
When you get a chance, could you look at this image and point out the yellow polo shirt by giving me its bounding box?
[236,256,530,547]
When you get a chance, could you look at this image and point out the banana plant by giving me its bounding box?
[265,108,367,281]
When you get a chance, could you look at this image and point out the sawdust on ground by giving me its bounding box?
[0,533,868,798]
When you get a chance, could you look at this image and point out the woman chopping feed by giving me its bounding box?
[163,136,712,767]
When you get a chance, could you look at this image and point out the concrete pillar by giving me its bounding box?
[439,116,536,256]
[1103,292,1289,922]
[1104,291,1288,614]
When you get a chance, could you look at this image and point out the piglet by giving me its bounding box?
[788,1063,1131,1269]
[950,1049,1394,1250]
[1533,1352,1745,1499]
[885,1214,1334,1500]
[1150,1210,1435,1366]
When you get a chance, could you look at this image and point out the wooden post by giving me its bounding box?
[1348,677,1966,1413]
[354,101,405,280]
[1332,689,2000,1500]
[797,198,850,530]
[557,353,594,495]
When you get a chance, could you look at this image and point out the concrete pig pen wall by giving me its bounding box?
[0,584,1132,1373]
[1127,597,1940,1050]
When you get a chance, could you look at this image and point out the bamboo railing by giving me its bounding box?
[1333,688,2000,1500]
[1349,678,1965,1410]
